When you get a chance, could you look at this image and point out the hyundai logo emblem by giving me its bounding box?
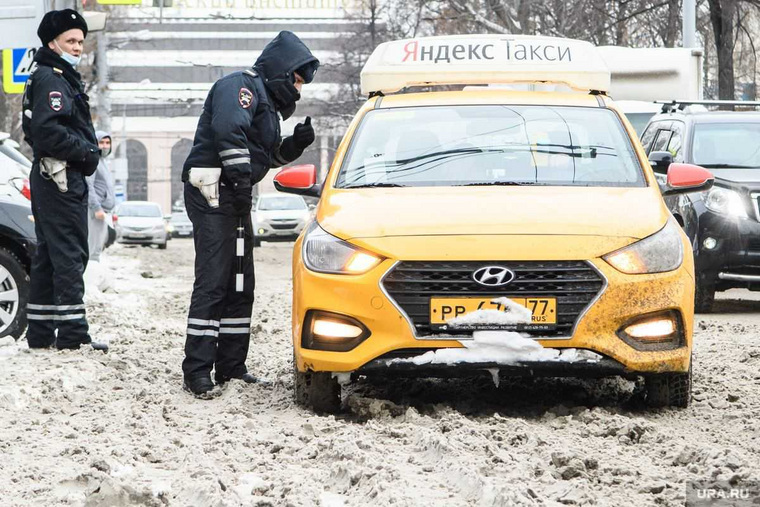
[472,266,516,287]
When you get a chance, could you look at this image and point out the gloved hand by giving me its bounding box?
[232,182,253,216]
[292,116,315,151]
[81,148,100,176]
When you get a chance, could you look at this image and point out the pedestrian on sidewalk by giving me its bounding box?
[181,31,319,395]
[87,131,116,263]
[21,9,107,352]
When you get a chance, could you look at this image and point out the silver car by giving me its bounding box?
[252,193,311,247]
[114,201,169,249]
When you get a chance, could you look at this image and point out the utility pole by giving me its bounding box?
[96,30,111,132]
[683,0,696,48]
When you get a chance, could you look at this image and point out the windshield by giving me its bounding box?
[118,204,161,217]
[692,122,760,168]
[336,105,645,188]
[258,195,307,210]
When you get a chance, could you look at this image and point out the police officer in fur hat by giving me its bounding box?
[22,9,106,351]
[181,31,319,395]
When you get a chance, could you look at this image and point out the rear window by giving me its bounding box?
[118,204,161,217]
[692,122,760,168]
[336,105,645,188]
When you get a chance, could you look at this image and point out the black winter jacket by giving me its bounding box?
[182,31,319,188]
[22,47,99,175]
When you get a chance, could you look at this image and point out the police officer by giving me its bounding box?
[181,31,319,395]
[22,9,106,351]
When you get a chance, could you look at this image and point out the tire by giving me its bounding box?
[253,238,262,248]
[645,361,692,408]
[294,364,341,414]
[0,248,29,340]
[695,277,715,313]
[158,242,167,250]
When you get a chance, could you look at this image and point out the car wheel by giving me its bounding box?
[294,363,341,414]
[644,361,692,408]
[158,242,167,250]
[695,277,715,313]
[253,238,262,248]
[0,248,29,339]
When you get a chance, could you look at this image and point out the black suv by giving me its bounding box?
[640,101,760,312]
[0,194,36,338]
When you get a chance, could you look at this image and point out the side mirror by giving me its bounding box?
[648,151,673,174]
[274,164,321,198]
[662,163,714,196]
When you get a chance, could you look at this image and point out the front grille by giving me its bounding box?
[382,261,605,338]
[749,238,760,253]
[270,223,297,230]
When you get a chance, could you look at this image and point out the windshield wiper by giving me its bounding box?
[699,164,759,169]
[457,181,536,186]
[343,182,407,189]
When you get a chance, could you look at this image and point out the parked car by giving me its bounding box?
[113,201,168,249]
[170,211,193,238]
[277,35,714,413]
[252,193,311,247]
[640,101,760,312]
[0,193,36,339]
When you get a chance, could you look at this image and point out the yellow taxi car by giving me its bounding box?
[274,35,714,413]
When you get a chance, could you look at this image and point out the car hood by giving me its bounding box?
[318,186,668,241]
[707,168,760,185]
[118,216,163,228]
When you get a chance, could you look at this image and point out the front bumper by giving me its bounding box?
[117,230,167,244]
[255,222,304,240]
[693,206,760,289]
[293,240,695,377]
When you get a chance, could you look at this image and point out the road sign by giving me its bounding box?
[2,47,37,94]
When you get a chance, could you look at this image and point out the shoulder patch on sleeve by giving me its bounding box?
[49,91,63,111]
[53,67,63,74]
[238,87,253,109]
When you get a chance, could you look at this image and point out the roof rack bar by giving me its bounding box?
[655,100,760,106]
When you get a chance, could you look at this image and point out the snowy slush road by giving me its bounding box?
[1,239,759,506]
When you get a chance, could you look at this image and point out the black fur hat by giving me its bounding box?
[37,9,88,46]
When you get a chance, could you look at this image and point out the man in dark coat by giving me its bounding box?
[22,9,106,351]
[181,31,319,395]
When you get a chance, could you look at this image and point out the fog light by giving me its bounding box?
[313,319,363,339]
[617,310,684,351]
[703,237,717,250]
[302,311,370,352]
[258,228,265,234]
[624,318,675,340]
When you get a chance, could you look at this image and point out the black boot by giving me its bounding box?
[90,341,109,353]
[215,372,271,386]
[183,375,214,396]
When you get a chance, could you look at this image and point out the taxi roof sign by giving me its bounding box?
[360,34,611,96]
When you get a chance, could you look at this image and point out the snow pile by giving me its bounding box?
[395,331,600,366]
[446,296,532,327]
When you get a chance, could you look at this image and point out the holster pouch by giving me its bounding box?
[40,158,68,193]
[189,167,222,208]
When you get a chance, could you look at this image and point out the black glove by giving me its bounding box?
[293,116,315,151]
[280,117,315,161]
[79,148,100,176]
[232,182,252,216]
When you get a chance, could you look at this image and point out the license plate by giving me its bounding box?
[430,297,557,331]
[127,233,148,239]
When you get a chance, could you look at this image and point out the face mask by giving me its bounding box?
[54,40,81,67]
[100,146,111,157]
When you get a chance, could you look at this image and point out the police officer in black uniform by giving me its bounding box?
[181,31,319,395]
[22,10,106,351]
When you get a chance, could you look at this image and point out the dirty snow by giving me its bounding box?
[1,240,759,506]
[445,296,533,326]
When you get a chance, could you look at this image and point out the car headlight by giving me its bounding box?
[603,217,683,274]
[703,186,748,218]
[303,223,382,274]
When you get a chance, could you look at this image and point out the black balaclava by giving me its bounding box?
[253,31,319,121]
